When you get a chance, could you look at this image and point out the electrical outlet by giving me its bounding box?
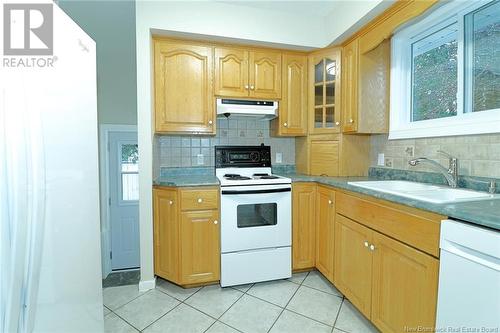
[377,153,385,166]
[385,157,394,168]
[197,154,204,165]
[275,152,283,164]
[404,146,415,157]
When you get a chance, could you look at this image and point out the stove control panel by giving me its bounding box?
[215,145,271,168]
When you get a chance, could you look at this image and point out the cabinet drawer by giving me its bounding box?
[180,188,219,211]
[336,191,443,257]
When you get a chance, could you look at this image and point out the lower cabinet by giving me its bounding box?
[292,183,316,270]
[315,185,335,282]
[153,186,220,286]
[334,212,439,332]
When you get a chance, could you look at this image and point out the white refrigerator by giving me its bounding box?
[0,2,104,332]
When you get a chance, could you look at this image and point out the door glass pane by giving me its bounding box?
[325,107,335,127]
[122,173,139,201]
[315,85,323,106]
[314,107,323,128]
[121,144,139,172]
[325,83,335,105]
[315,59,324,83]
[411,23,458,122]
[325,59,336,81]
[237,203,277,228]
[467,1,500,112]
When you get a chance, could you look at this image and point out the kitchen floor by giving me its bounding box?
[102,270,379,333]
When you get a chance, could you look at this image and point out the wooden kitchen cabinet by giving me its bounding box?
[271,53,308,136]
[292,183,316,270]
[308,48,341,134]
[214,47,281,99]
[154,39,215,134]
[153,186,220,287]
[315,186,335,282]
[341,39,359,133]
[334,214,374,318]
[180,210,220,285]
[371,231,439,333]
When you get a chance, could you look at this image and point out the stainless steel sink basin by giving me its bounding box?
[347,180,498,204]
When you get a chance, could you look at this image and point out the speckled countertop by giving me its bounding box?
[154,170,500,231]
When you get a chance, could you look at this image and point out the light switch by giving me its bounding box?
[197,154,204,165]
[377,153,385,166]
[276,152,283,164]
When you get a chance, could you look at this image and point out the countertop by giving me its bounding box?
[153,172,500,231]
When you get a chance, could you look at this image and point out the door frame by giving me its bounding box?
[99,124,138,278]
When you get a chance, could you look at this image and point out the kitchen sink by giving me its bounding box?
[347,180,498,204]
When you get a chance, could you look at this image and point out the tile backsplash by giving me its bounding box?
[154,118,295,176]
[370,133,500,178]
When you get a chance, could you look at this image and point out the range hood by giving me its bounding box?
[216,98,278,120]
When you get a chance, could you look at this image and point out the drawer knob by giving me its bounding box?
[370,244,375,251]
[208,120,213,125]
[169,200,173,205]
[335,121,340,126]
[349,118,354,124]
[283,122,288,127]
[197,198,203,203]
[245,85,249,90]
[328,199,332,205]
[214,220,218,225]
[364,241,369,247]
[250,85,255,90]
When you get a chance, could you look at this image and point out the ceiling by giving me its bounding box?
[216,1,343,17]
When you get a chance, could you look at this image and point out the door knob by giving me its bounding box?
[250,85,255,90]
[349,119,354,124]
[214,220,218,225]
[370,244,375,251]
[208,120,213,125]
[197,198,203,203]
[364,241,369,247]
[328,200,332,205]
[245,85,249,90]
[335,121,340,126]
[283,122,288,127]
[169,200,173,205]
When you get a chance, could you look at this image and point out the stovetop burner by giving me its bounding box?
[253,173,280,179]
[224,174,252,181]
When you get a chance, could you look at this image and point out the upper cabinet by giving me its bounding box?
[271,53,308,136]
[309,49,341,134]
[154,39,215,134]
[214,47,281,99]
[341,39,359,133]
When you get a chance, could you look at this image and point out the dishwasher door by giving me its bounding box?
[436,219,500,331]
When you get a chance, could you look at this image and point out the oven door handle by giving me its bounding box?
[221,188,291,195]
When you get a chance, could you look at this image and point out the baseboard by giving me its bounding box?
[138,278,156,292]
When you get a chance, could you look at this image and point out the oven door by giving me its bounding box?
[220,184,291,253]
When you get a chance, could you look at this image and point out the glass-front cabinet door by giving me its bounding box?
[310,49,341,133]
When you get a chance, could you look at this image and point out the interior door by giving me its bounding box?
[109,131,140,270]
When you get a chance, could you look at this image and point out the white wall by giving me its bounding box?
[136,0,394,290]
[58,0,137,125]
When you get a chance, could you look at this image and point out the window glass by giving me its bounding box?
[121,144,139,201]
[237,203,277,228]
[121,144,138,172]
[122,174,139,201]
[467,1,500,112]
[411,23,458,121]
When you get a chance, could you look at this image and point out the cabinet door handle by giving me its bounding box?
[335,121,340,126]
[250,85,255,90]
[349,118,354,124]
[245,85,249,90]
[370,244,375,251]
[208,120,213,125]
[283,122,288,127]
[197,198,203,203]
[364,241,369,247]
[214,220,218,225]
[169,200,173,205]
[328,199,332,205]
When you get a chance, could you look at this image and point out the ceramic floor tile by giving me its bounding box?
[104,312,138,333]
[287,272,309,285]
[334,300,379,333]
[156,278,201,301]
[302,271,342,296]
[103,306,111,316]
[231,283,253,292]
[269,310,332,333]
[185,285,243,318]
[144,303,215,333]
[220,294,282,333]
[103,285,143,310]
[205,321,240,333]
[286,285,342,326]
[114,289,179,330]
[247,280,299,307]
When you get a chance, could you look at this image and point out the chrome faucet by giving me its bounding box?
[408,150,459,188]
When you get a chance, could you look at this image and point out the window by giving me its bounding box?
[390,0,500,139]
[120,143,139,201]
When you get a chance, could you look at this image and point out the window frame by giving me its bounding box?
[389,0,500,140]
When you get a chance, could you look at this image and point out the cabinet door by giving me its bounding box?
[249,51,282,99]
[315,186,335,282]
[180,210,220,285]
[334,214,373,318]
[310,140,339,176]
[279,53,308,136]
[214,47,249,97]
[153,188,179,282]
[292,183,316,270]
[371,232,439,332]
[341,39,358,133]
[309,50,341,134]
[154,40,215,134]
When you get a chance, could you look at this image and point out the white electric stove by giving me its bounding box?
[215,145,292,287]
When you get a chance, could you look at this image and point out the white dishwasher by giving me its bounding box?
[436,219,500,331]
